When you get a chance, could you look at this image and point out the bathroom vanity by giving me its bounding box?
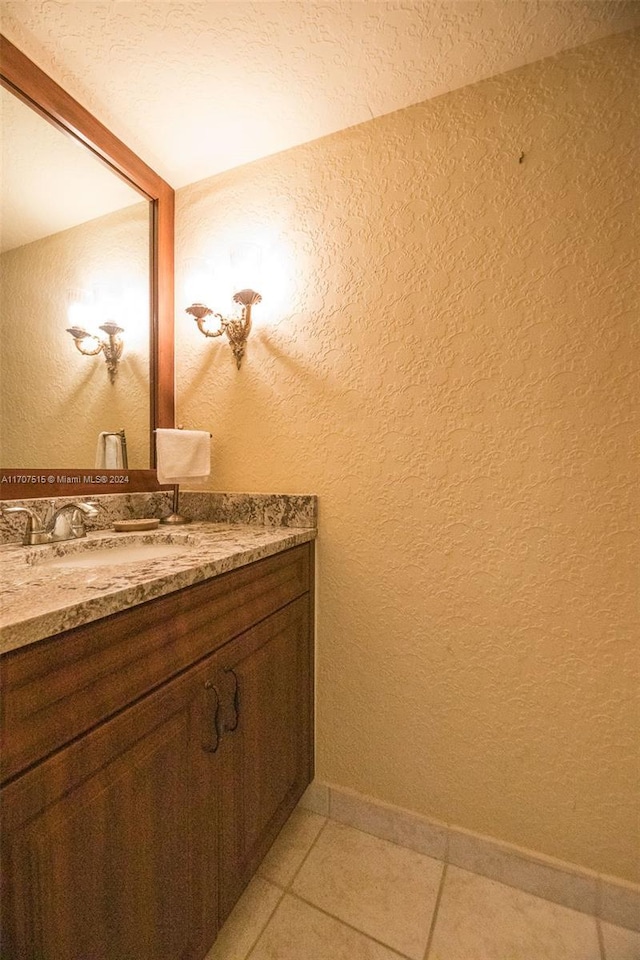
[0,37,317,958]
[0,520,315,960]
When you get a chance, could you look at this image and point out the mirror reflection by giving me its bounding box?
[0,86,151,469]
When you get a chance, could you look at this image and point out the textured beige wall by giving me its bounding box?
[0,204,150,468]
[176,32,639,882]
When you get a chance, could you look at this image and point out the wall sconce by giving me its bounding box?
[66,321,124,383]
[187,288,262,369]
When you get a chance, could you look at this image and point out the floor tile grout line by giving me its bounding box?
[287,889,414,960]
[596,916,606,960]
[284,814,331,892]
[274,812,436,960]
[422,862,448,960]
[250,811,419,960]
[243,810,329,960]
[289,811,449,957]
[243,884,287,960]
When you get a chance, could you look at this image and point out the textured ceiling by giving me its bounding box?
[2,1,640,190]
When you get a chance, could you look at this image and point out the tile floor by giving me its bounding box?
[206,808,640,960]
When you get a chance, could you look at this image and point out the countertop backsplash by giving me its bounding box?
[0,491,318,545]
[179,492,317,528]
[0,492,173,545]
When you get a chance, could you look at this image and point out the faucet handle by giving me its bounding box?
[70,500,100,537]
[77,500,100,520]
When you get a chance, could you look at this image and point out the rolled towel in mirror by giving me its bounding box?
[156,429,211,485]
[96,431,124,468]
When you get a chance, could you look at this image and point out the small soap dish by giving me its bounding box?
[113,519,160,532]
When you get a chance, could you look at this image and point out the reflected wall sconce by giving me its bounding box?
[187,288,262,369]
[66,321,124,383]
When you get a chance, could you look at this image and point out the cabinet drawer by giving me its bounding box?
[1,543,311,784]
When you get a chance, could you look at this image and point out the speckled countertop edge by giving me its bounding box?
[0,522,316,655]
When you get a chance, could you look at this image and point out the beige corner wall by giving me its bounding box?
[176,31,639,882]
[0,203,150,468]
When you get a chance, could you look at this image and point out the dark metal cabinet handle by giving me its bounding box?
[202,680,221,753]
[223,668,239,733]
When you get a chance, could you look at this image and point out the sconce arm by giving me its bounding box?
[67,328,103,357]
[198,315,227,339]
[188,288,262,369]
[66,322,124,382]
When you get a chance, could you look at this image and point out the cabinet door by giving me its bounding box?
[0,655,223,960]
[217,595,313,920]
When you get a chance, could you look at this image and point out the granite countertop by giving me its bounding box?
[0,522,316,655]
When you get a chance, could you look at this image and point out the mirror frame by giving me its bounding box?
[0,35,174,499]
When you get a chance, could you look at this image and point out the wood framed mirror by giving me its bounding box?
[0,35,174,499]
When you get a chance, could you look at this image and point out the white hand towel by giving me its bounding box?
[95,432,124,469]
[156,429,211,485]
[105,434,124,469]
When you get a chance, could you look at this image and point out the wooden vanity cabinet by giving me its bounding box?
[216,595,312,923]
[1,652,221,960]
[0,543,314,960]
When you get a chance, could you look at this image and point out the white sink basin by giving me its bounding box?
[26,533,199,570]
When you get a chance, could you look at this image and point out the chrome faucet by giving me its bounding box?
[1,500,100,546]
[46,501,100,542]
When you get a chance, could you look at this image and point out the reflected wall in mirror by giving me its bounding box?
[0,34,175,498]
[1,87,151,468]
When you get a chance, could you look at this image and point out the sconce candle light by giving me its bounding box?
[66,321,124,383]
[187,288,262,369]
